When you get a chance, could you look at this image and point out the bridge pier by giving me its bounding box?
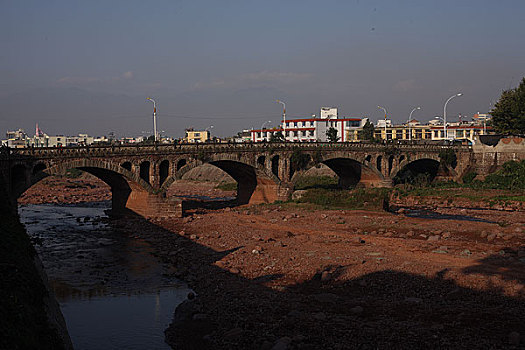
[120,186,183,218]
[248,178,292,204]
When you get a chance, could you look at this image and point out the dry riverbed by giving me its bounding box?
[19,177,525,349]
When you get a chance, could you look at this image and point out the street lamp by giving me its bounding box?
[261,120,272,141]
[408,106,421,141]
[377,106,387,141]
[146,97,157,142]
[276,100,286,141]
[443,93,463,140]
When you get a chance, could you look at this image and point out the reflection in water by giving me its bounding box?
[19,202,190,350]
[60,289,188,350]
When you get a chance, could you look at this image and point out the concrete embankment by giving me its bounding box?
[0,182,72,349]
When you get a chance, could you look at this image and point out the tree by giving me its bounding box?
[269,131,285,142]
[326,127,340,142]
[491,77,525,135]
[360,121,375,141]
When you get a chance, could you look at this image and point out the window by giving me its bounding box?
[195,133,200,137]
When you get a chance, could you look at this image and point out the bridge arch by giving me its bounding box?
[392,156,442,185]
[159,159,169,187]
[23,159,155,214]
[292,156,385,189]
[160,156,282,204]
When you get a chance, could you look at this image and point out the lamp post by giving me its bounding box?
[276,100,286,141]
[146,97,157,142]
[377,106,387,141]
[261,120,272,141]
[443,93,463,140]
[408,106,421,141]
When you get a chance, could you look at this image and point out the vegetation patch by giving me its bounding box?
[295,187,391,210]
[294,176,339,190]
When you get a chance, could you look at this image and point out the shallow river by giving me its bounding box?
[19,201,190,350]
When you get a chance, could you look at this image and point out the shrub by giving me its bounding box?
[462,171,477,184]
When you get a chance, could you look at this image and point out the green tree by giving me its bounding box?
[491,77,525,134]
[326,127,340,142]
[360,121,375,141]
[269,131,285,142]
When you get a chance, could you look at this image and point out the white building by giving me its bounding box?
[251,107,368,142]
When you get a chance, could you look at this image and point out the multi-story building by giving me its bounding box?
[370,115,493,143]
[184,128,211,143]
[251,107,369,142]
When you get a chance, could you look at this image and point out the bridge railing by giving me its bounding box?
[7,141,471,159]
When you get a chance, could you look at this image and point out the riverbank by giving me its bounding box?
[110,203,524,349]
[16,176,525,348]
[0,180,72,349]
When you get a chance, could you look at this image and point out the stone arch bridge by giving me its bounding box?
[0,140,518,218]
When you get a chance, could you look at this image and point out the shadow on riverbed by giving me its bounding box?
[106,211,525,349]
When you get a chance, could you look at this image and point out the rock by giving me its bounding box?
[229,267,240,274]
[397,208,406,214]
[271,337,292,350]
[320,271,331,282]
[427,235,440,242]
[313,312,326,320]
[287,310,302,318]
[480,231,488,238]
[313,293,339,304]
[192,313,209,321]
[509,331,520,346]
[321,214,328,219]
[350,306,364,315]
[503,234,514,241]
[189,234,198,240]
[419,234,428,239]
[445,288,462,300]
[261,341,274,350]
[407,231,414,237]
[384,232,394,237]
[223,207,231,212]
[404,297,423,303]
[224,327,243,339]
[460,249,471,256]
[442,232,451,239]
[487,233,496,242]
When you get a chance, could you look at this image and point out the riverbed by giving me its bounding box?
[19,201,190,350]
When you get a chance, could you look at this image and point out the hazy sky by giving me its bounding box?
[1,0,524,138]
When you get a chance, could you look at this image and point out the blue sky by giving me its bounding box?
[1,0,524,138]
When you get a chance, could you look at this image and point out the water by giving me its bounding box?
[19,202,190,350]
[402,208,495,223]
